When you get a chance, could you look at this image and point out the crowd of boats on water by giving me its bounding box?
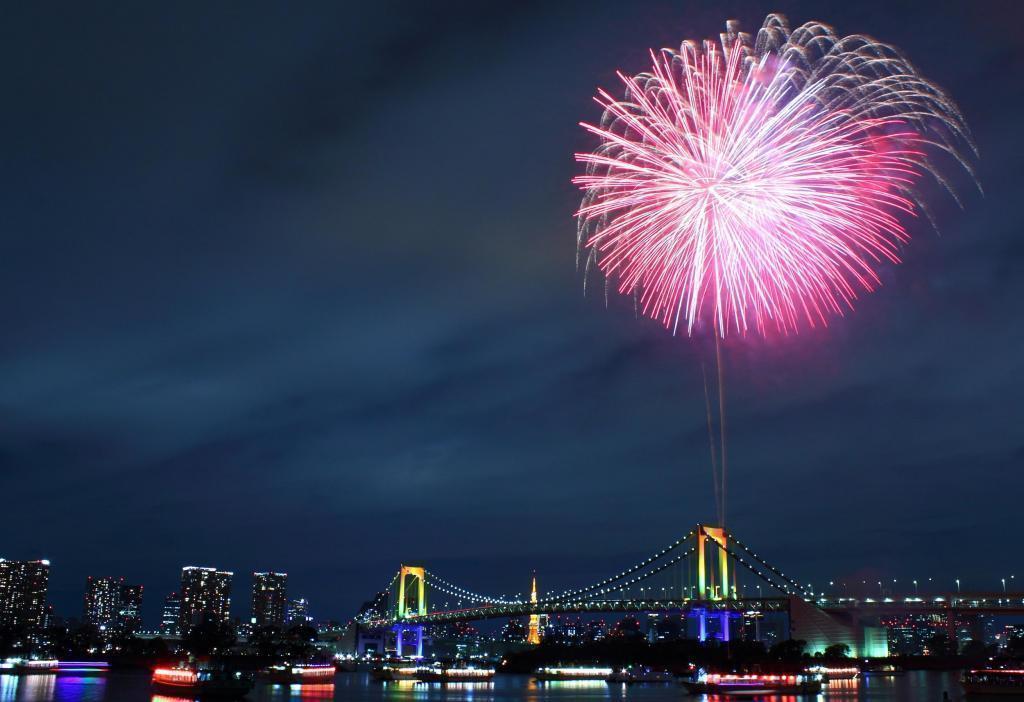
[3,656,1024,697]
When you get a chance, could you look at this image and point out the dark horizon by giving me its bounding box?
[1,0,1022,628]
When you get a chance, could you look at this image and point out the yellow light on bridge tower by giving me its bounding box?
[397,565,426,619]
[697,526,729,601]
[527,572,541,645]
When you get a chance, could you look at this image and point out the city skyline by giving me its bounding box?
[1,0,1022,638]
[2,550,1018,635]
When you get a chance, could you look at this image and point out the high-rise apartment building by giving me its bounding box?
[251,572,287,628]
[160,592,181,637]
[286,597,311,625]
[84,577,144,633]
[179,566,232,630]
[83,576,124,629]
[118,583,144,633]
[0,559,50,630]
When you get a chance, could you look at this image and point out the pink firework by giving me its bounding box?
[575,14,975,336]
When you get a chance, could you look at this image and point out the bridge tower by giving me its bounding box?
[697,526,729,600]
[394,565,426,658]
[397,565,426,619]
[527,573,541,645]
[694,525,734,642]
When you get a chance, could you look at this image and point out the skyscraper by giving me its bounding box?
[286,597,311,625]
[83,576,124,629]
[118,584,144,633]
[161,592,181,637]
[251,572,287,629]
[0,559,50,630]
[179,566,232,630]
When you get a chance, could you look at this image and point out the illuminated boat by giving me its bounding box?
[606,666,675,683]
[152,664,254,699]
[370,663,422,681]
[682,671,823,696]
[535,666,614,681]
[962,669,1024,696]
[417,664,495,683]
[0,658,59,674]
[57,661,110,676]
[807,664,860,681]
[263,663,335,684]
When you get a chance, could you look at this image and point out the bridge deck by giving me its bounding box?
[365,593,1024,627]
[367,597,789,627]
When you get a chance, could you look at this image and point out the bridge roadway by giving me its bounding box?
[368,592,1024,627]
[367,597,787,626]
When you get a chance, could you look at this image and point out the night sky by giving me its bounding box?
[2,0,1022,626]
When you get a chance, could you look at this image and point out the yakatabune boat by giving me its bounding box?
[535,666,613,681]
[152,664,253,699]
[262,662,335,684]
[416,664,495,682]
[962,669,1024,696]
[682,671,823,696]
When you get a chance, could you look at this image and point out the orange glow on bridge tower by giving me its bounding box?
[527,573,541,645]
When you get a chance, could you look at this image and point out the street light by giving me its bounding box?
[955,578,961,594]
[913,579,919,595]
[1002,578,1007,594]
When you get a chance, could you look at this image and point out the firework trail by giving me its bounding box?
[575,14,976,337]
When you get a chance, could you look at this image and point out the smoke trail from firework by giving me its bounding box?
[574,14,976,337]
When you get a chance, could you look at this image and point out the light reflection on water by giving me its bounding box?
[1,674,109,702]
[0,670,967,701]
[0,676,18,702]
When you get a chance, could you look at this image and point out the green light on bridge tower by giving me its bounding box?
[397,565,426,619]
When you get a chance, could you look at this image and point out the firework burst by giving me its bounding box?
[575,14,976,336]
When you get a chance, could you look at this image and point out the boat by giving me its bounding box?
[682,671,823,696]
[416,664,495,683]
[262,662,335,684]
[0,658,59,674]
[334,656,358,672]
[962,669,1024,696]
[862,662,903,676]
[806,664,860,681]
[370,663,422,681]
[606,666,675,683]
[535,666,614,681]
[57,661,110,676]
[152,664,254,699]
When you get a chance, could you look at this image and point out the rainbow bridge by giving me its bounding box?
[353,525,1024,657]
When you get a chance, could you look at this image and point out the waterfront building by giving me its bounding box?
[286,597,311,625]
[83,576,124,629]
[118,583,143,633]
[179,566,233,630]
[251,572,287,628]
[0,559,50,630]
[160,592,181,636]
